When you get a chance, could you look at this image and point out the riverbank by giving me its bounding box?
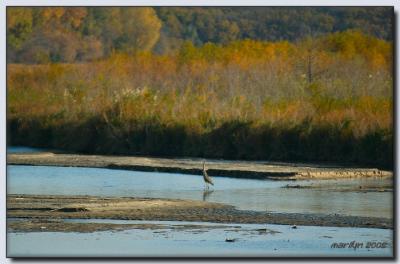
[7,152,392,180]
[7,194,392,230]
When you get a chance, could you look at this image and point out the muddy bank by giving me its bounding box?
[8,218,281,235]
[282,183,393,193]
[7,219,168,233]
[7,152,392,180]
[7,195,392,230]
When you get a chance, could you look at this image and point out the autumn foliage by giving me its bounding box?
[7,31,393,168]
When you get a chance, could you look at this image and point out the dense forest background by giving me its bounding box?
[7,7,393,63]
[7,7,393,169]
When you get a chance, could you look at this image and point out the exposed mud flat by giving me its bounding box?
[8,219,164,233]
[7,195,392,231]
[8,218,282,235]
[7,152,392,180]
[283,183,393,193]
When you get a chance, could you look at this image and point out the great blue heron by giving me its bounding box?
[202,161,214,189]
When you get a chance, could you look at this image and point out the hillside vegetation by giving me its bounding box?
[7,7,393,63]
[8,30,393,168]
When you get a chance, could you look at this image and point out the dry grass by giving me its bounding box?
[7,32,393,168]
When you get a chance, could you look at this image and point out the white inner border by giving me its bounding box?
[0,2,398,264]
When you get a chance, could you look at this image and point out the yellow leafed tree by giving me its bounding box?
[119,7,162,52]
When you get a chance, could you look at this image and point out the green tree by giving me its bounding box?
[7,7,33,50]
[89,7,123,55]
[218,20,240,44]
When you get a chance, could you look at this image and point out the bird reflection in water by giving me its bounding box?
[202,189,214,201]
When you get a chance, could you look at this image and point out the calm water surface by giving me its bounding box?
[8,146,49,153]
[7,220,393,257]
[7,146,393,257]
[7,165,392,218]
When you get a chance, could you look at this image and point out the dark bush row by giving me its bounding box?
[8,117,393,169]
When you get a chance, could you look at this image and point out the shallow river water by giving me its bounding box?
[7,147,393,257]
[8,220,393,257]
[7,165,392,218]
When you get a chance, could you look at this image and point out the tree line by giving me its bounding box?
[7,7,393,63]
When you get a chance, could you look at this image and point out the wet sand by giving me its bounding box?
[8,218,280,235]
[7,152,392,180]
[282,183,393,192]
[7,194,392,232]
